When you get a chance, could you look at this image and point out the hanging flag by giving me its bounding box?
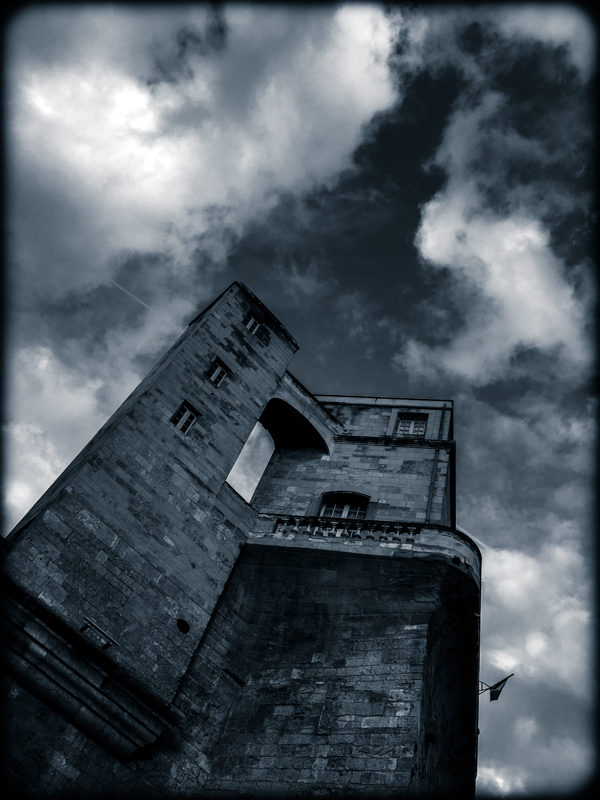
[488,673,514,701]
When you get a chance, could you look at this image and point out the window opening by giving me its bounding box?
[172,401,199,434]
[397,418,427,437]
[176,619,190,634]
[319,492,368,519]
[226,422,275,501]
[208,358,229,387]
[244,315,261,335]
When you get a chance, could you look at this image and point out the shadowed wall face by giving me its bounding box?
[194,545,479,797]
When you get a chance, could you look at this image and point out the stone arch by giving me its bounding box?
[259,398,329,454]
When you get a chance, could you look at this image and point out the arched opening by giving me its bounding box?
[226,423,275,502]
[258,399,329,453]
[226,399,329,503]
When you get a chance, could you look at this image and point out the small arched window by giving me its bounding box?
[319,492,369,520]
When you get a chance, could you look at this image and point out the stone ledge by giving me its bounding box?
[246,515,481,583]
[1,592,184,759]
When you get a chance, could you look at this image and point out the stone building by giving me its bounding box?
[2,282,481,797]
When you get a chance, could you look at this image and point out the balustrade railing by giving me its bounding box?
[265,514,422,543]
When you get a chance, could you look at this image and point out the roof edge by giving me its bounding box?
[188,281,299,350]
[315,395,453,408]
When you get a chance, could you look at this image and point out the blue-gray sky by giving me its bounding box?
[4,4,596,795]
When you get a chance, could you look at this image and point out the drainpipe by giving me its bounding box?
[425,404,446,523]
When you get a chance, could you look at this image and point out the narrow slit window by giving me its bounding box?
[397,418,427,437]
[172,401,199,434]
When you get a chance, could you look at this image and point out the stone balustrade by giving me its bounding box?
[247,513,482,584]
[270,514,422,541]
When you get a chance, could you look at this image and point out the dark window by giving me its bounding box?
[172,401,199,434]
[397,417,427,437]
[243,314,261,335]
[176,619,190,634]
[319,492,369,520]
[207,358,230,387]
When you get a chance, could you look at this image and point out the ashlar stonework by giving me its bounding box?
[2,282,481,798]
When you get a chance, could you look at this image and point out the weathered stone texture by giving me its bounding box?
[2,282,480,798]
[4,284,296,703]
[252,400,453,526]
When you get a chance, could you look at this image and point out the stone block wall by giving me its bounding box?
[252,398,453,527]
[3,542,479,798]
[2,282,479,798]
[200,544,478,797]
[3,282,297,705]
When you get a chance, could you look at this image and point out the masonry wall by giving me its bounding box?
[202,545,479,797]
[2,283,479,799]
[3,283,297,706]
[3,540,479,798]
[252,400,453,526]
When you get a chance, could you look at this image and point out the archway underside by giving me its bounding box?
[259,399,329,452]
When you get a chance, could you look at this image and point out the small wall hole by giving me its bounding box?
[177,619,190,634]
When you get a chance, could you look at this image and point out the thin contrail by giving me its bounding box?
[110,280,151,309]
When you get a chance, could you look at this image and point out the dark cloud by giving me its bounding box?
[147,8,228,85]
[4,6,595,796]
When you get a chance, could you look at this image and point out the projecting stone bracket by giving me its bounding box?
[1,592,184,759]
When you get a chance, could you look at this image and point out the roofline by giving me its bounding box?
[188,281,299,350]
[314,395,453,408]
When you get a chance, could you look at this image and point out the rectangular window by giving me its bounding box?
[320,502,367,520]
[172,401,199,434]
[207,358,230,387]
[244,315,261,335]
[397,418,427,437]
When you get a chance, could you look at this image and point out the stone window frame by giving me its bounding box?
[243,313,261,335]
[242,311,270,345]
[318,491,370,520]
[396,413,428,438]
[207,357,230,387]
[171,400,200,434]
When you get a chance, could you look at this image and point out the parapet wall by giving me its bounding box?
[247,513,481,583]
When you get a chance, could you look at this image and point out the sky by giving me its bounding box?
[3,3,596,796]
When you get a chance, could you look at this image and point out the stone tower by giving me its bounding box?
[2,282,481,797]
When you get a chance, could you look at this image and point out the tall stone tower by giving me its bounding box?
[2,282,481,797]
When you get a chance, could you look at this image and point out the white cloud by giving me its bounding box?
[494,4,596,80]
[403,90,590,384]
[388,7,594,387]
[3,346,110,533]
[478,734,594,796]
[477,764,526,796]
[8,5,398,300]
[395,4,596,86]
[481,539,592,699]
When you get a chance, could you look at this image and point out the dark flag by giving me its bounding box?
[488,673,514,701]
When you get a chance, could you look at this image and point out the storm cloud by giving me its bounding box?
[4,4,595,796]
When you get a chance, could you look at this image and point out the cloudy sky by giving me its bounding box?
[4,3,596,795]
